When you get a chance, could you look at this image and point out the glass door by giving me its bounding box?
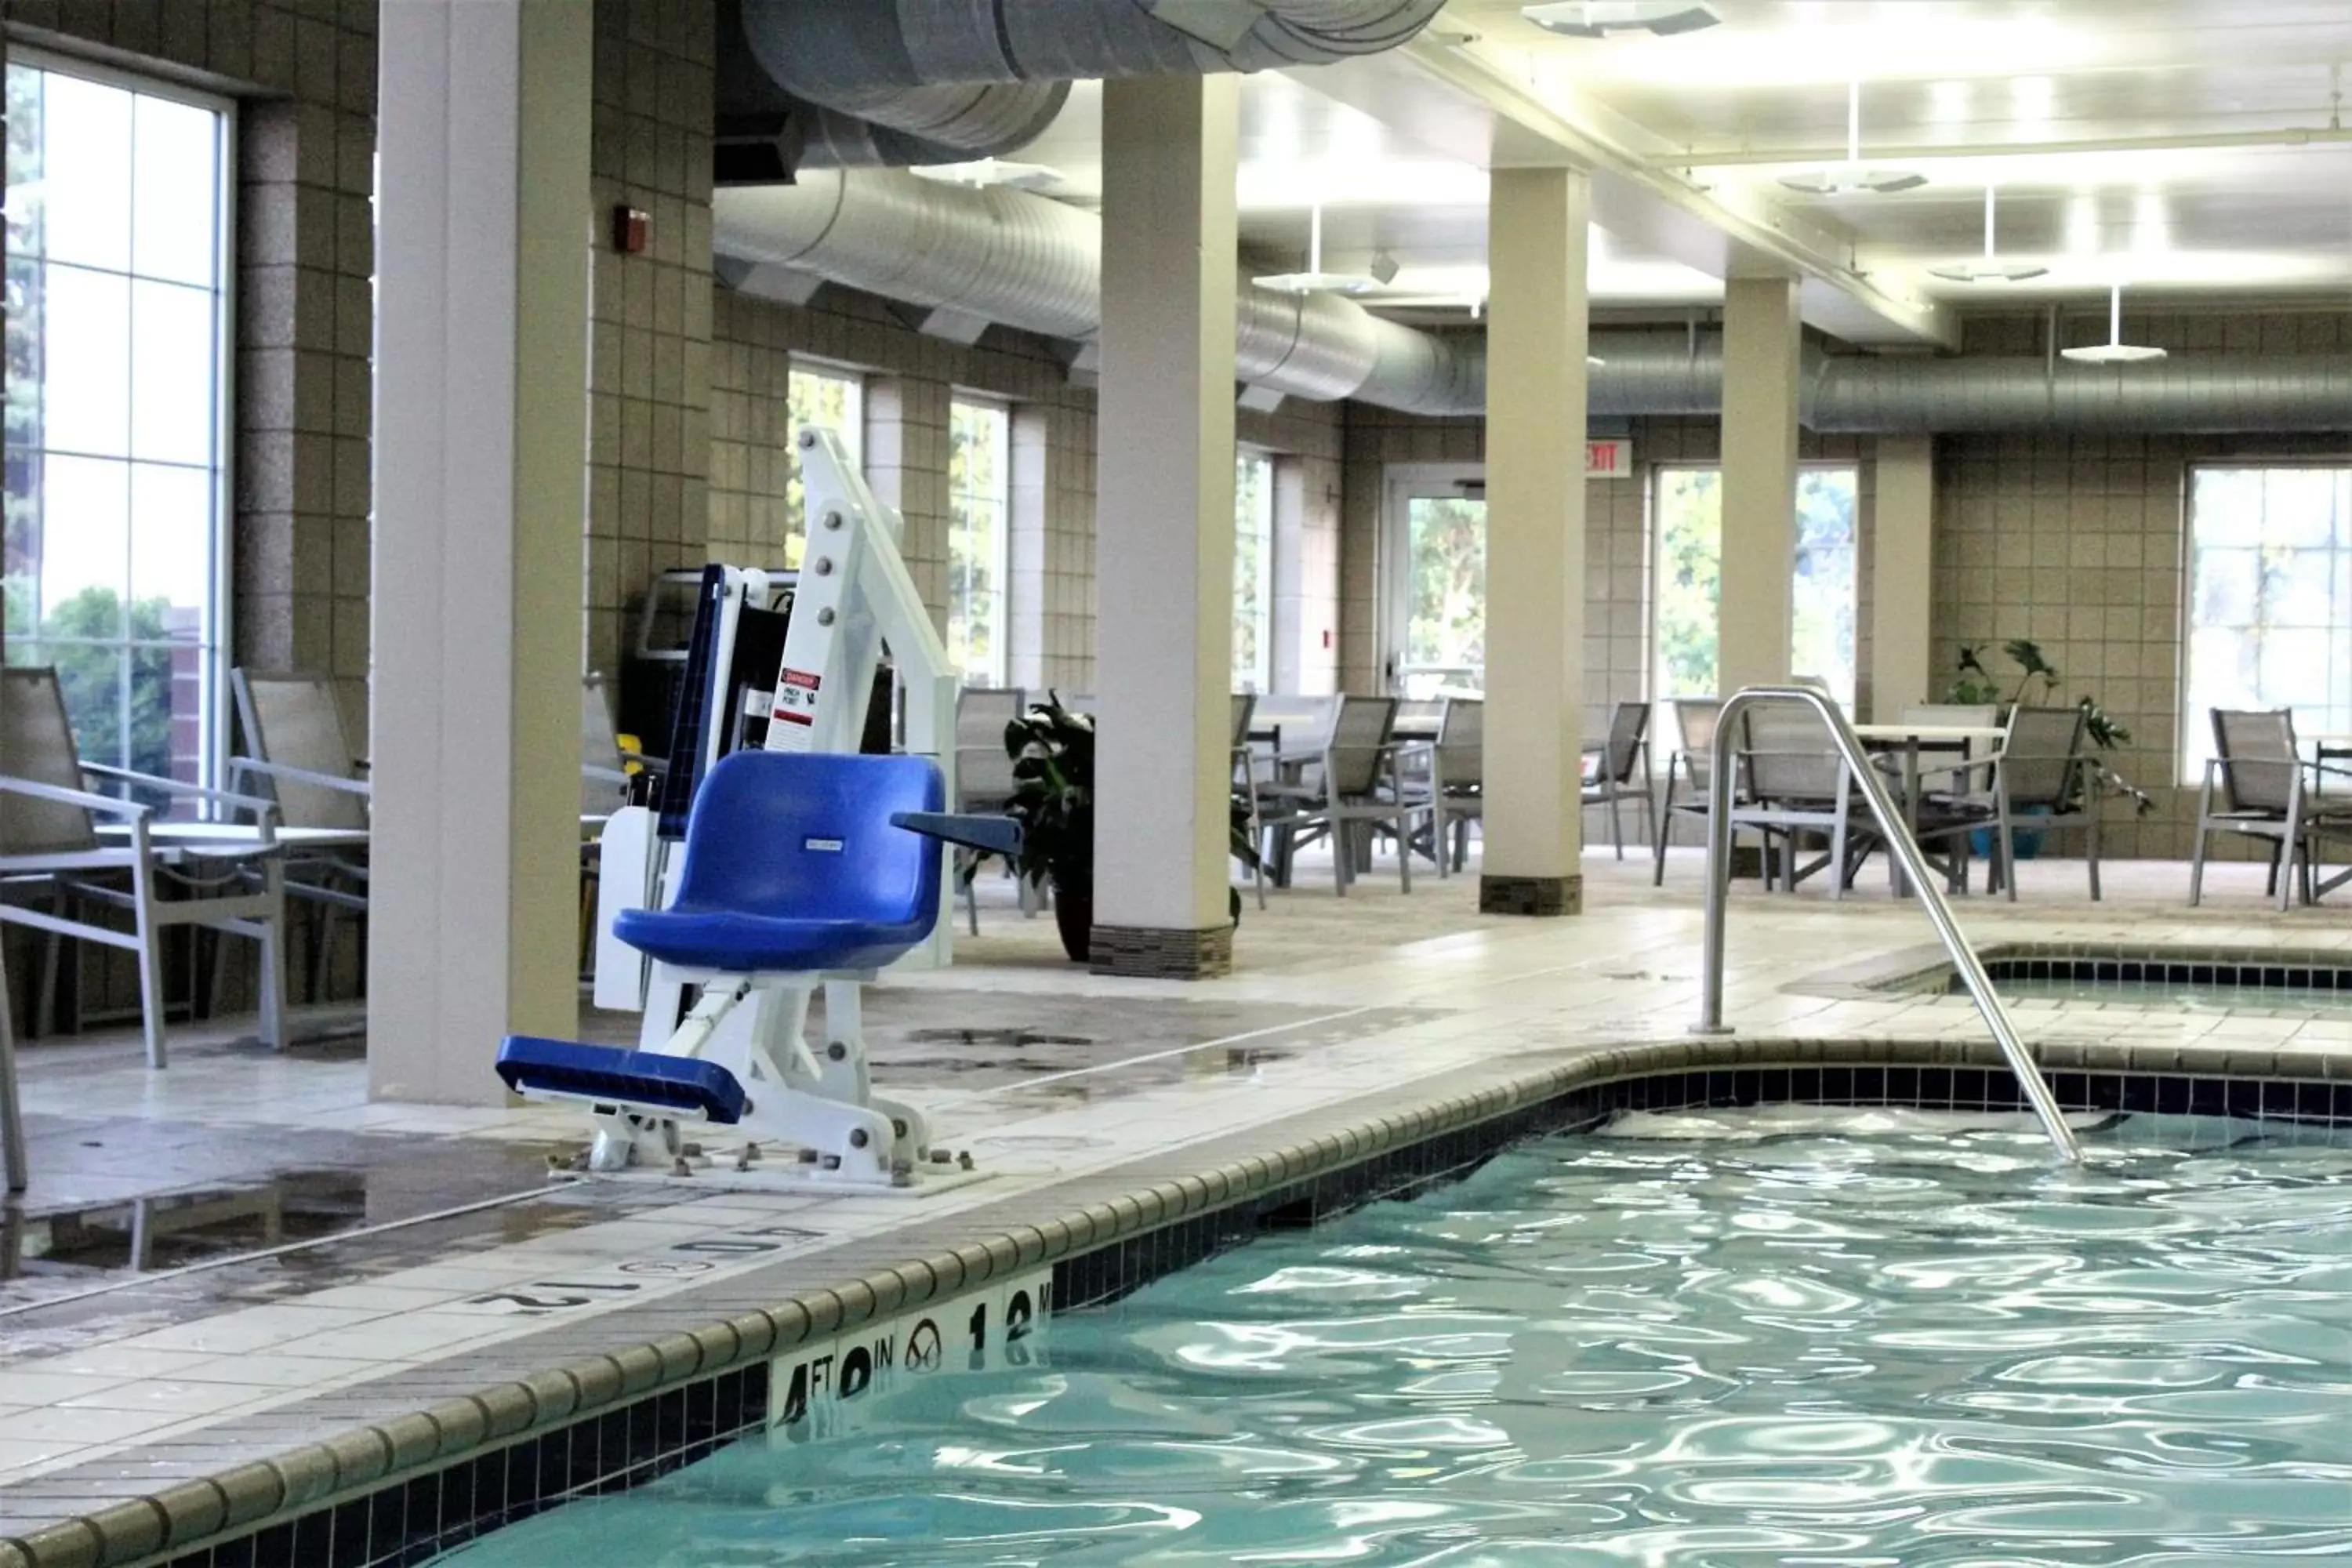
[1383,466,1486,699]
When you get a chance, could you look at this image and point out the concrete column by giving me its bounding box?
[370,0,590,1104]
[1479,169,1590,916]
[1091,74,1240,978]
[1867,435,1936,720]
[1718,277,1803,692]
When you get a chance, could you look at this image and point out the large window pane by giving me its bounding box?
[132,94,219,285]
[948,398,1009,686]
[38,72,132,270]
[42,264,131,456]
[130,279,216,464]
[1234,452,1273,692]
[1651,464,1858,710]
[2183,466,2352,778]
[1405,495,1486,698]
[6,58,227,787]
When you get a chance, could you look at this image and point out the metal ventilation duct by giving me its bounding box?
[717,172,2350,430]
[737,0,1444,167]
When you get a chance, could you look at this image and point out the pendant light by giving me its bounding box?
[1929,187,2048,282]
[1522,1,1721,37]
[2059,283,2166,364]
[1778,82,1926,195]
[1254,205,1381,296]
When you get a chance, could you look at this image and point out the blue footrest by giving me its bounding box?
[495,1036,747,1125]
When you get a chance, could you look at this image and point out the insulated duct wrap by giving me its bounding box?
[738,0,1443,166]
[717,172,2352,430]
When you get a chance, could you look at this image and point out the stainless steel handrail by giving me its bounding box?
[1694,686,2082,1163]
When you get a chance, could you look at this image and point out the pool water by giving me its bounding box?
[448,1111,2352,1565]
[1994,975,2352,1013]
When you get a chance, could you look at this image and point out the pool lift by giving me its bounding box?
[498,430,1013,1190]
[1692,687,2083,1164]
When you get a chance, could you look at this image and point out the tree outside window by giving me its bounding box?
[1651,464,1859,710]
[1233,452,1273,691]
[2183,465,2352,779]
[5,60,229,793]
[948,398,1009,685]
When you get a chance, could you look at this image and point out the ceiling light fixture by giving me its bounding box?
[1253,205,1383,296]
[908,158,1063,191]
[1929,187,2048,282]
[1777,82,1926,195]
[2059,283,2166,364]
[1521,2,1720,38]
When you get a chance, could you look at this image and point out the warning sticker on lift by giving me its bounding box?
[767,1267,1052,1439]
[770,667,822,728]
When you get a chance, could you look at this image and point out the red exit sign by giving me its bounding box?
[1585,438,1634,478]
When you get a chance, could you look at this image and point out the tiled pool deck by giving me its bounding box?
[2,849,2347,1565]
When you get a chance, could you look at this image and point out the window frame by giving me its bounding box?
[4,47,238,791]
[946,392,1011,687]
[1645,459,1862,711]
[1233,447,1275,694]
[2180,458,2352,782]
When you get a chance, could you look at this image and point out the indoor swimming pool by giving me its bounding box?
[443,1110,2352,1565]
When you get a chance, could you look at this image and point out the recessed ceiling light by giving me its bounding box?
[1929,187,2049,282]
[908,158,1062,192]
[1522,2,1721,38]
[1253,205,1385,296]
[2060,282,2166,364]
[1778,83,1926,196]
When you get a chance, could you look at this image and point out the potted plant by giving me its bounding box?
[1947,639,2151,856]
[996,694,1263,964]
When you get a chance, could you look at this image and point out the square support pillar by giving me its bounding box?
[1719,276,1803,694]
[1479,169,1590,917]
[1868,434,1936,720]
[1091,74,1240,978]
[369,0,590,1103]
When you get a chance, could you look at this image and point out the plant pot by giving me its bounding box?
[1051,880,1093,964]
[1969,806,2049,862]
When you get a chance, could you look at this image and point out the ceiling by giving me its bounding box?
[1002,0,2352,339]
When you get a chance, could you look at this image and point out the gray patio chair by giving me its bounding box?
[1912,706,2100,901]
[1431,697,1483,874]
[1260,695,1423,895]
[1655,698,1727,885]
[953,686,1027,935]
[1581,699,1656,860]
[0,667,289,1066]
[1728,702,1878,897]
[230,670,372,997]
[2191,708,2352,911]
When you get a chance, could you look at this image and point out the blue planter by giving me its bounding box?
[1969,806,2049,861]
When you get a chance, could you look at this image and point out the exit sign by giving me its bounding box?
[1586,438,1635,479]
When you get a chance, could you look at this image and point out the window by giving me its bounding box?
[1651,464,1860,710]
[782,361,862,568]
[947,397,1009,686]
[2183,465,2352,777]
[1233,451,1274,692]
[5,58,231,789]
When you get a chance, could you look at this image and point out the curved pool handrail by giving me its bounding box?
[1693,685,2082,1164]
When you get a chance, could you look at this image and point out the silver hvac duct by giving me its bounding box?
[1570,336,2352,433]
[739,0,1443,163]
[717,171,2350,430]
[719,169,1483,412]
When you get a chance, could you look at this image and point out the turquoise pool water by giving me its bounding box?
[449,1111,2352,1565]
[1994,975,2352,1013]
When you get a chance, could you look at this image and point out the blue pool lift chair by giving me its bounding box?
[498,750,1015,1186]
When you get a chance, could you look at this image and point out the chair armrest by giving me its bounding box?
[78,762,284,827]
[229,756,373,796]
[0,772,151,819]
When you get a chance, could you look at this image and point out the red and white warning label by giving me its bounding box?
[770,667,822,730]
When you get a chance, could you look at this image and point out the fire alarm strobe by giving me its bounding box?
[612,206,649,254]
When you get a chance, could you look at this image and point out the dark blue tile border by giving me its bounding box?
[146,1061,2351,1568]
